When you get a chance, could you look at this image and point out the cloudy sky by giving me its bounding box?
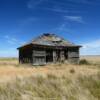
[0,0,100,57]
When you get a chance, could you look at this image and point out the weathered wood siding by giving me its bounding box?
[53,51,57,63]
[33,50,46,65]
[60,51,65,62]
[68,47,79,64]
[18,45,80,65]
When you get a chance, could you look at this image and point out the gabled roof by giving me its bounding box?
[18,33,81,49]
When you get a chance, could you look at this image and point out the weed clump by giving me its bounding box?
[70,68,75,74]
[79,59,90,65]
[47,74,58,80]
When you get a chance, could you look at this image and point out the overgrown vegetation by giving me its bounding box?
[79,59,90,65]
[0,57,18,61]
[78,73,100,99]
[0,73,99,100]
[0,58,18,67]
[0,57,99,100]
[0,75,71,100]
[69,68,75,74]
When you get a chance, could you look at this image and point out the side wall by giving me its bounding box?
[19,45,33,64]
[68,47,80,64]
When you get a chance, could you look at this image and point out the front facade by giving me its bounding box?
[18,33,81,65]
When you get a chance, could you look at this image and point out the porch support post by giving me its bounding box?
[60,51,65,63]
[53,51,57,63]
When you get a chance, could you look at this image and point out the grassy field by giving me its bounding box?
[0,56,99,100]
[81,55,100,64]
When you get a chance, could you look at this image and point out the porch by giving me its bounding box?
[32,49,68,65]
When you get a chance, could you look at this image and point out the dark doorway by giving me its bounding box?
[64,50,68,59]
[46,50,53,63]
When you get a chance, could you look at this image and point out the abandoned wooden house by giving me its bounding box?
[17,33,81,65]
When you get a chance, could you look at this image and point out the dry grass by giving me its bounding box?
[0,57,99,100]
[0,56,99,82]
[0,58,18,66]
[81,55,100,64]
[0,63,99,83]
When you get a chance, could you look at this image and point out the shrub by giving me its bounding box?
[47,74,58,80]
[79,59,90,65]
[69,69,75,74]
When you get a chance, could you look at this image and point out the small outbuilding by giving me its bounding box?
[17,33,81,65]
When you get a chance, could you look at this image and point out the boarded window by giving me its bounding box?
[33,50,46,65]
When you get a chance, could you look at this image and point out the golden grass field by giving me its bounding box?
[81,55,100,63]
[0,56,99,82]
[0,56,99,100]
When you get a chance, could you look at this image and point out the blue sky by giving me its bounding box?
[0,0,100,57]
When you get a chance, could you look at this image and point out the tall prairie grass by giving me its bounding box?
[0,57,99,100]
[0,73,99,100]
[0,58,18,67]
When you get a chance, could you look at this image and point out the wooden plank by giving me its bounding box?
[60,51,65,62]
[68,47,79,58]
[68,52,79,58]
[68,58,79,64]
[53,51,57,63]
[33,50,46,57]
[33,50,46,65]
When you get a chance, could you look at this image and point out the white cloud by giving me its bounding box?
[27,0,79,14]
[56,23,72,33]
[19,17,37,26]
[4,35,24,45]
[4,35,17,44]
[27,0,45,9]
[80,39,100,55]
[83,39,100,49]
[64,16,84,23]
[59,23,66,31]
[68,0,90,4]
[45,7,68,13]
[0,35,24,57]
[54,21,76,34]
[54,23,66,32]
[67,0,100,5]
